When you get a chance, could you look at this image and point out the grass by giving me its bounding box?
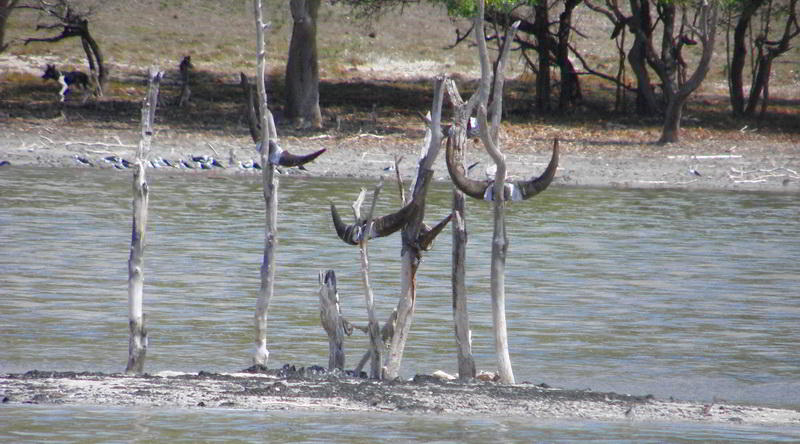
[2,0,798,145]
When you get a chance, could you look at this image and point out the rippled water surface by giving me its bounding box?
[1,167,799,440]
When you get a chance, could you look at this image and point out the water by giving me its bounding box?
[1,167,799,440]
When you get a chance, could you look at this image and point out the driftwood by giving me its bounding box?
[318,270,352,371]
[125,67,162,375]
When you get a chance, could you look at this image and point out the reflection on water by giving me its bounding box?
[1,167,799,438]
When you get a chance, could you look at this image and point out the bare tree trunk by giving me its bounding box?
[286,0,322,128]
[383,78,446,380]
[627,0,660,115]
[534,2,551,112]
[79,26,105,95]
[556,0,583,110]
[359,182,384,379]
[444,80,477,381]
[318,270,346,371]
[126,67,162,375]
[253,0,279,367]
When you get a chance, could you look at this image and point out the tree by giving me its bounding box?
[589,0,719,142]
[728,0,799,117]
[656,0,719,143]
[0,0,20,53]
[329,82,452,379]
[286,0,323,128]
[23,0,107,93]
[445,0,559,383]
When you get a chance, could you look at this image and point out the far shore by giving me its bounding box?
[1,119,798,193]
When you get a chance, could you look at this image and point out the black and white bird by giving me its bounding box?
[74,155,92,166]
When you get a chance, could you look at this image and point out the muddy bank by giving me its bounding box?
[2,367,799,426]
[1,121,798,193]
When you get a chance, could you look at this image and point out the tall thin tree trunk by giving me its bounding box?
[452,187,476,380]
[253,0,279,367]
[126,67,162,375]
[286,0,322,128]
[383,79,446,379]
[534,2,551,111]
[444,78,477,380]
[628,0,660,115]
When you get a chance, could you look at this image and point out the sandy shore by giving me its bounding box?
[2,368,799,426]
[1,120,798,193]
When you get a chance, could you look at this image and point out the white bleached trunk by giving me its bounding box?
[126,67,162,375]
[253,0,279,366]
[383,78,446,379]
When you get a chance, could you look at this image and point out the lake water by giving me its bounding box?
[1,166,799,441]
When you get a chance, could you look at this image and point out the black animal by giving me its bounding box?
[42,64,90,99]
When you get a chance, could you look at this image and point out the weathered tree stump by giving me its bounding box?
[126,67,162,375]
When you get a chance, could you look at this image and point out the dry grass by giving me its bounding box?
[1,0,798,145]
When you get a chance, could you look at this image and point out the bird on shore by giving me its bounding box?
[180,159,194,169]
[74,155,92,166]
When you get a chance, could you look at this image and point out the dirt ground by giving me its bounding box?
[1,114,798,193]
[2,367,800,426]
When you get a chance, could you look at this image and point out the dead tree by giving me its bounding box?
[359,181,385,379]
[251,0,327,367]
[444,79,478,381]
[126,67,163,375]
[318,269,353,371]
[329,79,451,379]
[445,0,559,383]
[23,0,106,94]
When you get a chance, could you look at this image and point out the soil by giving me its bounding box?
[2,367,799,425]
[1,113,798,193]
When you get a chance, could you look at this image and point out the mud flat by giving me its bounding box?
[2,368,799,426]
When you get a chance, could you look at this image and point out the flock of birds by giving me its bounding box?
[71,154,266,171]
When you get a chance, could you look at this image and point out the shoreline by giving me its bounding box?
[1,122,798,193]
[2,369,799,425]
